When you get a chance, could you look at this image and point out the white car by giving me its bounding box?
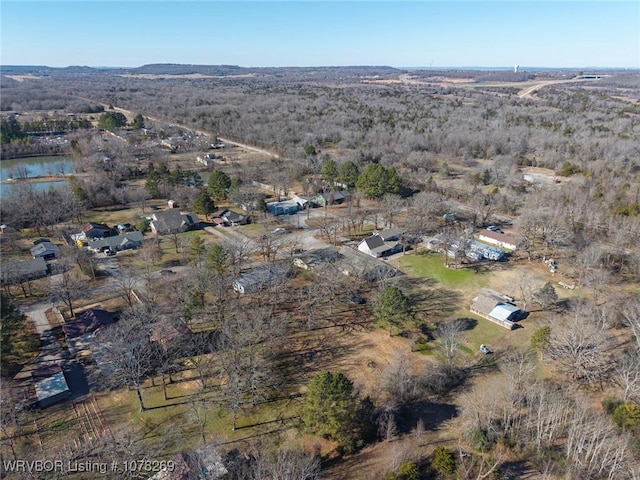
[272,227,288,234]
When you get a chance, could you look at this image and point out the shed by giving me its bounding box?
[34,371,70,408]
[30,241,59,260]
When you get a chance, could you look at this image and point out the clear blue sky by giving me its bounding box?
[1,1,638,68]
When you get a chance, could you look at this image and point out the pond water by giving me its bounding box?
[0,156,74,197]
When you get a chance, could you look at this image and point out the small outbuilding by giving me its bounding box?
[30,241,59,260]
[34,371,70,408]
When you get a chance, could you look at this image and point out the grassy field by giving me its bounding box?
[396,252,537,357]
[398,252,490,289]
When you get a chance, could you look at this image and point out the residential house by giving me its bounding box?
[470,290,527,330]
[150,210,198,235]
[266,200,300,216]
[34,370,70,408]
[1,257,48,285]
[375,228,402,242]
[82,222,114,240]
[63,307,115,340]
[293,247,341,270]
[357,232,401,258]
[478,230,519,251]
[30,241,59,260]
[220,209,247,226]
[291,195,310,209]
[338,247,399,282]
[88,231,144,253]
[312,191,346,207]
[426,234,505,262]
[233,264,290,294]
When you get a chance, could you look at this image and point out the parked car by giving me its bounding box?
[159,269,176,277]
[486,225,500,232]
[104,249,116,256]
[480,344,492,354]
[272,227,288,235]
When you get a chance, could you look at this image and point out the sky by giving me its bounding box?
[1,1,638,69]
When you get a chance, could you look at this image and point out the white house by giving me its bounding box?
[357,233,400,258]
[478,230,519,251]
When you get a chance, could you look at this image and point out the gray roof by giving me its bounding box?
[293,247,341,269]
[151,210,196,234]
[362,235,386,251]
[233,264,289,293]
[377,228,402,241]
[88,231,143,251]
[30,242,59,258]
[1,257,48,284]
[221,210,246,223]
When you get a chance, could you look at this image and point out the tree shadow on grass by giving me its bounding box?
[410,287,462,318]
[396,400,458,434]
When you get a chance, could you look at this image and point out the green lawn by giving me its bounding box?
[399,252,489,289]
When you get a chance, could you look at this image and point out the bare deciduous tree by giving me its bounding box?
[100,308,159,412]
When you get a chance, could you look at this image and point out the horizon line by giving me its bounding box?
[2,64,639,71]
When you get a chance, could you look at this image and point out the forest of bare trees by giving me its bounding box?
[1,65,639,479]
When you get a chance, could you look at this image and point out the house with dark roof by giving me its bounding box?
[30,241,59,260]
[220,209,247,226]
[1,257,48,285]
[63,307,115,339]
[88,231,144,253]
[150,210,198,234]
[82,222,115,240]
[357,232,401,258]
[375,228,402,242]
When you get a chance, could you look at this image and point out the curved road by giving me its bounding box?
[73,95,280,158]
